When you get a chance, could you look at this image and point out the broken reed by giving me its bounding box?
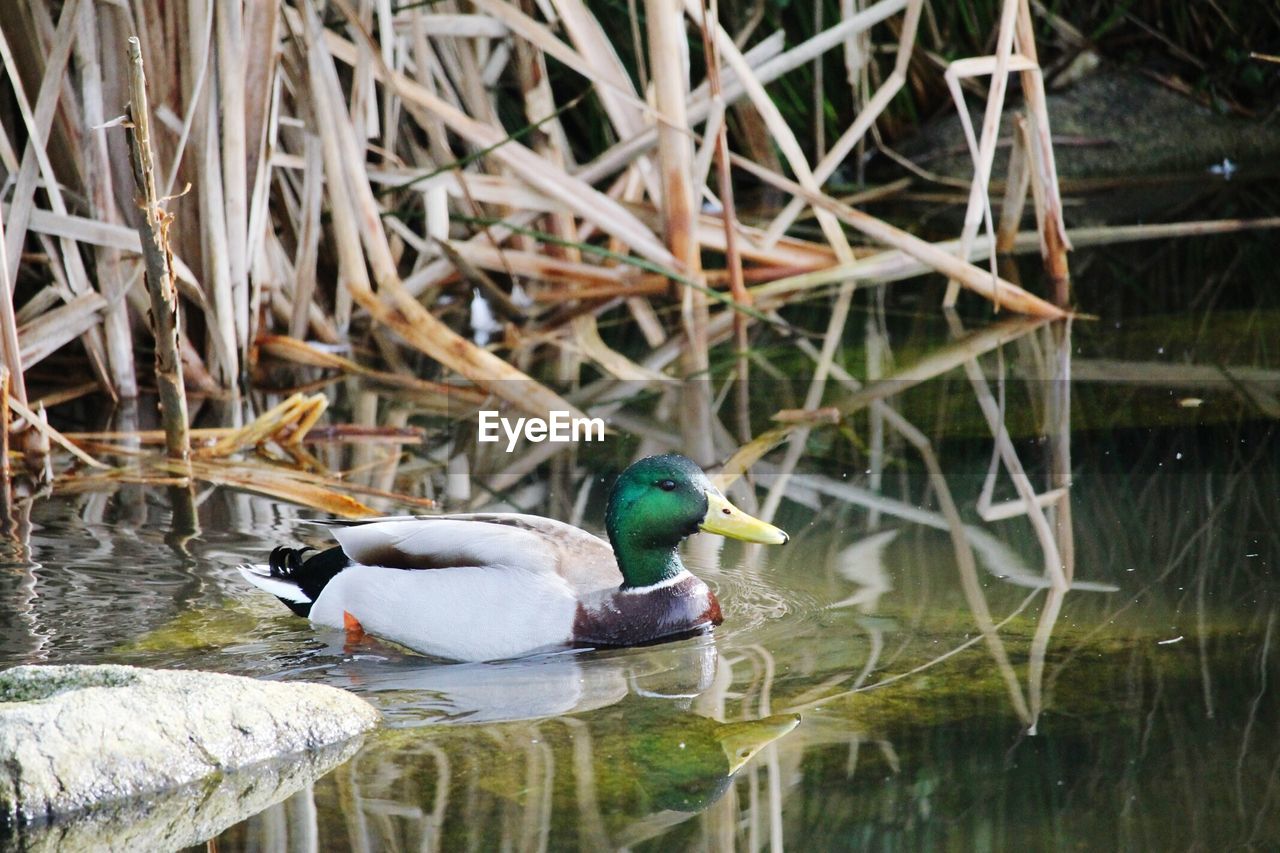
[125,36,189,461]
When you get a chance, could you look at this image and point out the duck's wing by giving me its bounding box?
[328,513,621,594]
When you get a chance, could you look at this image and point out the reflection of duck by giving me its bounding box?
[366,696,801,838]
[239,455,787,661]
[831,529,898,611]
[591,702,801,813]
[326,637,722,725]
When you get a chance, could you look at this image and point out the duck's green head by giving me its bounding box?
[605,454,788,588]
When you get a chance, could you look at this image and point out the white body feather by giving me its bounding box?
[309,564,579,661]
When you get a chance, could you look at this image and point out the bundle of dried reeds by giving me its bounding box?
[0,0,1151,499]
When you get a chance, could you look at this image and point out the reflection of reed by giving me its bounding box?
[1027,320,1074,729]
[560,717,610,850]
[775,311,1099,734]
[943,313,1082,731]
[945,311,1065,589]
[0,497,47,662]
[703,642,785,852]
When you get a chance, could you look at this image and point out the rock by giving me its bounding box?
[3,738,361,853]
[0,665,378,825]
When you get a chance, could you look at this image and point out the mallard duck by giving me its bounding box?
[239,454,788,661]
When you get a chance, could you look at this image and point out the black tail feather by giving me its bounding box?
[265,545,351,617]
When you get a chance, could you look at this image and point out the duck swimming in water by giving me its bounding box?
[238,454,788,661]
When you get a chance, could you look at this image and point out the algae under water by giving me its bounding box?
[0,232,1277,850]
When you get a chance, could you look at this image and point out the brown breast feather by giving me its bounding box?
[572,575,722,647]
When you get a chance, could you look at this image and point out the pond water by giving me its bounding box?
[1,233,1277,850]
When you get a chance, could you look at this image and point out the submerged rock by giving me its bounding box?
[908,68,1280,181]
[0,664,378,825]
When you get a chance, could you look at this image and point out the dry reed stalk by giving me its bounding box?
[17,292,106,366]
[257,335,488,403]
[125,36,191,461]
[569,315,668,382]
[215,0,249,360]
[241,0,279,228]
[0,368,10,485]
[940,0,1022,307]
[689,98,724,195]
[13,207,205,292]
[347,388,380,479]
[727,151,1067,317]
[691,213,841,268]
[697,0,752,442]
[996,114,1033,253]
[1014,0,1071,297]
[30,381,99,410]
[161,458,380,518]
[13,288,57,326]
[645,0,714,465]
[290,135,324,340]
[1049,217,1280,245]
[753,216,1280,300]
[0,197,27,409]
[446,242,638,286]
[531,280,667,300]
[197,81,239,390]
[75,0,137,398]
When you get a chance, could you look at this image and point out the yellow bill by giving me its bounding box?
[700,490,789,545]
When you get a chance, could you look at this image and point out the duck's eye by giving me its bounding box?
[657,479,677,491]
